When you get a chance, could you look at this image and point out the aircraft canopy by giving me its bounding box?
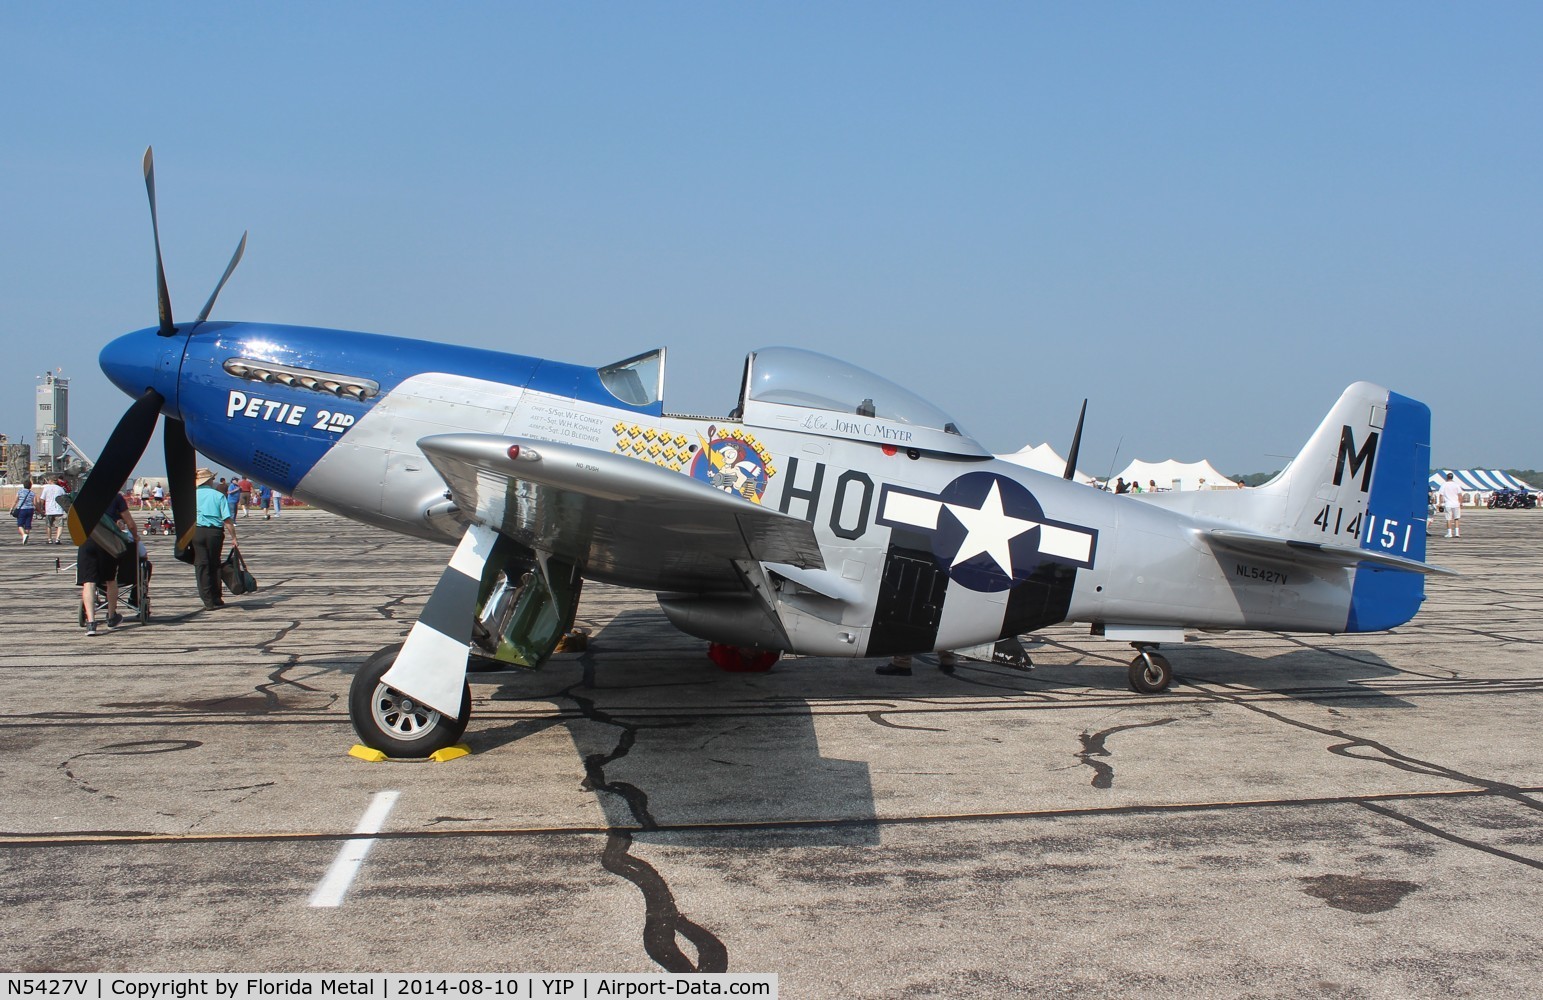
[739,347,990,457]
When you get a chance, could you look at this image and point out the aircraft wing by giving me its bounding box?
[418,433,825,591]
[1202,528,1458,577]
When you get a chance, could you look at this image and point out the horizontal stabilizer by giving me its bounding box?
[1204,528,1457,577]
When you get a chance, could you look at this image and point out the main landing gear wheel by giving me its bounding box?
[1128,648,1173,694]
[348,644,471,757]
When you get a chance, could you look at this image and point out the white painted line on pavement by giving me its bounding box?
[307,789,400,908]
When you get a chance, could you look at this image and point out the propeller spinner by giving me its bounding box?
[68,148,247,563]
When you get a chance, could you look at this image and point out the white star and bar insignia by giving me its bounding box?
[877,472,1096,592]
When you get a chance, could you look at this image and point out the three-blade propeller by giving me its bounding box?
[67,147,245,563]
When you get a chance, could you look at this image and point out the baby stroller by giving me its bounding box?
[78,541,153,626]
[142,512,174,536]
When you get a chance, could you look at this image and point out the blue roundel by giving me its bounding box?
[930,472,1049,593]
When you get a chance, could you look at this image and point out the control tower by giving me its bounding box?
[34,371,68,477]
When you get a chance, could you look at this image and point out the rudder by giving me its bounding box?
[1347,389,1430,631]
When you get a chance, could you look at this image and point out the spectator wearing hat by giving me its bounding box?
[193,467,238,609]
[1439,472,1464,538]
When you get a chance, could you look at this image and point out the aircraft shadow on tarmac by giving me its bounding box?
[352,613,1419,842]
[468,609,881,846]
[1155,644,1422,708]
[802,631,1422,709]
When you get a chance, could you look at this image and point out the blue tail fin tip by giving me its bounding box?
[1347,389,1430,632]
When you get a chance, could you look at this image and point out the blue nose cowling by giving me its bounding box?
[100,326,183,418]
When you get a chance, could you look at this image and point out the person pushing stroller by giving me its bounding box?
[78,489,139,637]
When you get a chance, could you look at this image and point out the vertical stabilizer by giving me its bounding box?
[1255,381,1431,630]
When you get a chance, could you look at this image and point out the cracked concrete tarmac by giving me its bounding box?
[1,508,1540,996]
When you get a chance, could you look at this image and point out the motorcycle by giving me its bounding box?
[1486,489,1538,509]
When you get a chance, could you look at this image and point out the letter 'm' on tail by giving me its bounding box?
[1262,382,1428,542]
[1203,381,1448,632]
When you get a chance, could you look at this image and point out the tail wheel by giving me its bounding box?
[1128,650,1173,694]
[348,644,471,757]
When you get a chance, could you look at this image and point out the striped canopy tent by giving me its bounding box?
[1430,470,1533,492]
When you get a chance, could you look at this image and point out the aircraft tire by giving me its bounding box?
[349,643,471,757]
[1128,651,1173,694]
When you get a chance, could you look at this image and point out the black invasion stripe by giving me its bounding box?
[867,529,948,657]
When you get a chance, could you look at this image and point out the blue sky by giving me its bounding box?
[4,3,1541,477]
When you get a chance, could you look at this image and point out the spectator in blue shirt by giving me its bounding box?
[193,468,239,610]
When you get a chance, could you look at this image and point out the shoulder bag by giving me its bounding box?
[220,548,258,595]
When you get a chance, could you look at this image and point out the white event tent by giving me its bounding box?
[998,443,1095,484]
[1111,458,1238,492]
